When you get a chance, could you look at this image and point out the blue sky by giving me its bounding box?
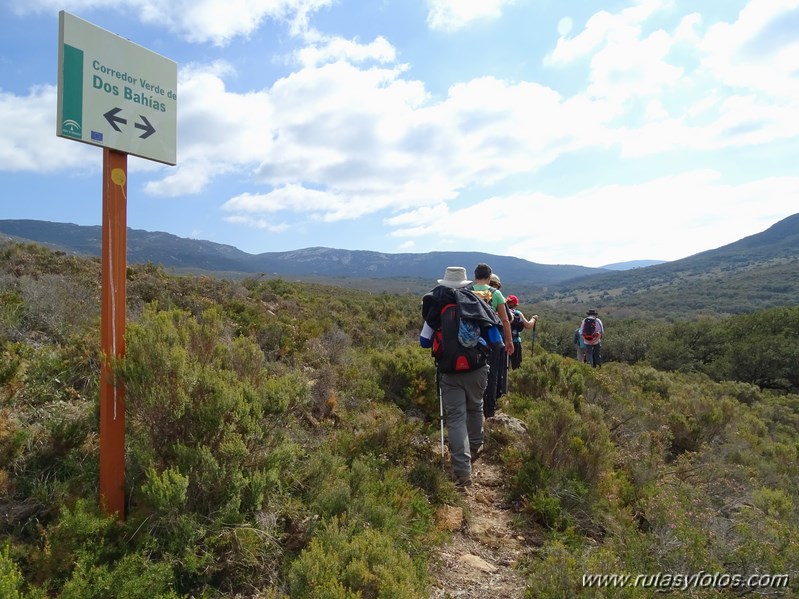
[1,0,798,268]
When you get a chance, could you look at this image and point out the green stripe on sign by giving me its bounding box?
[61,44,84,139]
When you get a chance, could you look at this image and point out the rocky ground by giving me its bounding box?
[428,413,540,599]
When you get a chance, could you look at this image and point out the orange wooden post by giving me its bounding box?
[99,148,128,519]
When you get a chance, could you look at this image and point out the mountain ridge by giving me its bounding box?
[0,219,605,287]
[600,259,666,270]
[1,213,798,317]
[534,212,799,316]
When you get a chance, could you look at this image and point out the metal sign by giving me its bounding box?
[57,11,177,165]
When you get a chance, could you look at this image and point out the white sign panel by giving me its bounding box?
[57,11,177,165]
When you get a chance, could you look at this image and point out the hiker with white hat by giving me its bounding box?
[420,267,504,489]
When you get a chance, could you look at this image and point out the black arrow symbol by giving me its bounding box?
[103,107,127,132]
[135,115,156,139]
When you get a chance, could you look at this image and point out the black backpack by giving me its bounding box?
[433,303,489,373]
[510,309,524,335]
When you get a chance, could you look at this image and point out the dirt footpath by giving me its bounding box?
[428,413,539,599]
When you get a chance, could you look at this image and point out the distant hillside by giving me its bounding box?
[600,259,666,270]
[250,247,600,287]
[0,220,603,290]
[0,220,256,273]
[536,213,799,317]
[2,214,798,317]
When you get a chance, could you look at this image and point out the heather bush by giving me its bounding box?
[17,276,99,344]
[369,344,436,414]
[301,449,435,541]
[508,351,587,403]
[524,539,655,599]
[0,543,26,599]
[5,242,799,598]
[114,304,305,592]
[24,498,181,599]
[729,487,799,575]
[333,354,386,408]
[119,305,290,477]
[288,516,427,598]
[507,391,615,535]
[0,339,98,538]
[719,307,799,392]
[0,288,25,342]
[330,403,434,470]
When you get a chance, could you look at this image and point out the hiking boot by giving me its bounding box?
[470,445,483,464]
[455,475,472,489]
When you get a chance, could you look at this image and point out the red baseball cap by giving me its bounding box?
[507,295,518,305]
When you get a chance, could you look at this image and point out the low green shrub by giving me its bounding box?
[369,345,436,414]
[59,552,181,599]
[506,393,615,537]
[288,516,427,598]
[331,403,432,470]
[509,352,587,403]
[0,543,25,599]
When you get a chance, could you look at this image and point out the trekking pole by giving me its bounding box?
[437,368,445,470]
[530,319,537,355]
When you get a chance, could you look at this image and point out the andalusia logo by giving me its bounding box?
[61,119,81,138]
[60,43,84,140]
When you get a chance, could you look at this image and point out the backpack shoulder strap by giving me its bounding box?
[471,285,495,304]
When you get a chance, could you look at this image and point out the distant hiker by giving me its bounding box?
[470,264,513,418]
[420,267,503,488]
[573,327,587,363]
[579,309,604,367]
[506,295,538,370]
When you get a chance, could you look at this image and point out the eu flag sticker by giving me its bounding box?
[91,130,103,142]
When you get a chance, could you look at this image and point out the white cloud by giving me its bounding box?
[385,203,450,227]
[223,214,290,232]
[222,185,338,215]
[12,0,334,45]
[143,61,272,195]
[588,29,684,100]
[545,0,671,67]
[144,158,225,196]
[426,0,516,32]
[388,171,799,266]
[701,0,799,97]
[4,0,798,268]
[674,12,702,43]
[541,0,799,161]
[295,36,397,67]
[615,91,799,157]
[230,70,621,224]
[175,61,275,159]
[546,10,615,66]
[0,85,98,173]
[547,1,683,104]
